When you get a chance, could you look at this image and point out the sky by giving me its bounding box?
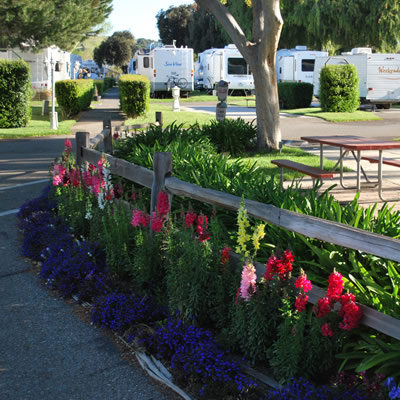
[107,0,192,41]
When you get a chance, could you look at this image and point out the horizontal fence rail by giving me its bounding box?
[75,129,400,341]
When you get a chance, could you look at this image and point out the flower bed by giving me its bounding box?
[17,139,400,399]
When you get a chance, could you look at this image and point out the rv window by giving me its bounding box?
[143,57,150,68]
[301,59,315,72]
[228,58,249,75]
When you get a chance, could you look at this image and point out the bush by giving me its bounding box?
[93,79,104,96]
[118,74,150,118]
[278,82,314,109]
[55,79,94,117]
[319,64,360,112]
[103,77,114,91]
[200,118,257,155]
[0,59,32,128]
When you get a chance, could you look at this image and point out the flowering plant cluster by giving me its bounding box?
[137,316,258,398]
[131,191,169,233]
[314,270,363,337]
[52,139,81,188]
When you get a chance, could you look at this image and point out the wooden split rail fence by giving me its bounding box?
[75,121,400,342]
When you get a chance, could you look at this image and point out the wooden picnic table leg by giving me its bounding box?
[356,150,361,192]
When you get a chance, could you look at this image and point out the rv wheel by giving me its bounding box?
[177,78,188,89]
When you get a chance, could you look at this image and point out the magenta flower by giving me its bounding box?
[240,261,257,301]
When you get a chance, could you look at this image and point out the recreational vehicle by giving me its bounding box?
[195,44,254,93]
[80,60,104,79]
[135,43,194,97]
[276,46,329,84]
[0,46,71,94]
[313,48,400,107]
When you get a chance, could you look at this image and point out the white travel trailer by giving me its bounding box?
[80,59,105,79]
[195,44,254,93]
[135,43,194,96]
[276,46,329,84]
[313,48,400,107]
[0,46,71,93]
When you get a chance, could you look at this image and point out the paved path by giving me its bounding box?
[0,88,177,400]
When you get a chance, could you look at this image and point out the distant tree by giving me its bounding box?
[156,5,195,47]
[0,0,112,51]
[279,0,400,53]
[134,38,156,54]
[94,31,136,68]
[188,5,228,53]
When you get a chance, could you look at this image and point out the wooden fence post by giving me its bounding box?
[151,152,173,234]
[103,119,113,154]
[76,131,90,168]
[155,112,163,129]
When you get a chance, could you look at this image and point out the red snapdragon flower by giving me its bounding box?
[264,250,294,281]
[321,322,334,337]
[185,211,197,228]
[220,247,231,265]
[156,191,169,217]
[131,210,150,227]
[315,296,332,318]
[295,294,309,312]
[327,271,344,301]
[151,212,164,232]
[295,271,312,293]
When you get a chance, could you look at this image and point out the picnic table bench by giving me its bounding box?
[271,159,336,189]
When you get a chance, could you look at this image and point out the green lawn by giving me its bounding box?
[125,103,216,127]
[231,145,350,180]
[0,103,76,139]
[282,107,382,122]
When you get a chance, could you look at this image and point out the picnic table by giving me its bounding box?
[300,135,400,201]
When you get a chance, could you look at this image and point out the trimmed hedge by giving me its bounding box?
[103,77,114,91]
[94,80,104,96]
[55,79,94,118]
[0,59,32,128]
[319,64,360,112]
[118,74,150,118]
[278,82,313,109]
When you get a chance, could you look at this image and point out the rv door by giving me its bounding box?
[280,56,295,81]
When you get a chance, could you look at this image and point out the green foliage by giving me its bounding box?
[278,82,314,109]
[156,5,195,47]
[165,216,235,327]
[0,60,31,128]
[94,31,135,68]
[337,331,400,379]
[103,77,114,91]
[55,79,94,118]
[188,7,228,53]
[200,118,257,156]
[118,75,150,118]
[280,0,400,53]
[319,64,360,112]
[93,80,104,96]
[0,0,112,51]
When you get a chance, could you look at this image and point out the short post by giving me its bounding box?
[216,80,229,122]
[155,111,163,128]
[76,131,90,168]
[103,119,112,154]
[41,100,49,116]
[150,152,173,237]
[172,86,180,112]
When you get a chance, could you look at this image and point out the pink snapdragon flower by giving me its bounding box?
[156,192,169,217]
[240,261,257,301]
[131,210,150,227]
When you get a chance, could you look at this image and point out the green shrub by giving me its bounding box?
[118,74,150,118]
[278,82,314,109]
[200,118,257,155]
[55,79,94,118]
[103,77,114,91]
[0,59,32,128]
[93,80,104,96]
[320,64,360,112]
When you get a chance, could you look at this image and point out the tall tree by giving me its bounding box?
[0,0,112,51]
[196,0,283,150]
[156,5,195,47]
[188,6,229,53]
[94,31,136,68]
[279,0,400,53]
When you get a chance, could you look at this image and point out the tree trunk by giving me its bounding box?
[252,59,281,150]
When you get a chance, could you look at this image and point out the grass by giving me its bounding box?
[0,103,76,139]
[125,103,216,127]
[280,107,382,122]
[231,145,350,180]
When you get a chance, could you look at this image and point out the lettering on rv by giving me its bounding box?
[165,61,183,67]
[378,67,400,74]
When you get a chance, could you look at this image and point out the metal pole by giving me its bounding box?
[50,56,58,130]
